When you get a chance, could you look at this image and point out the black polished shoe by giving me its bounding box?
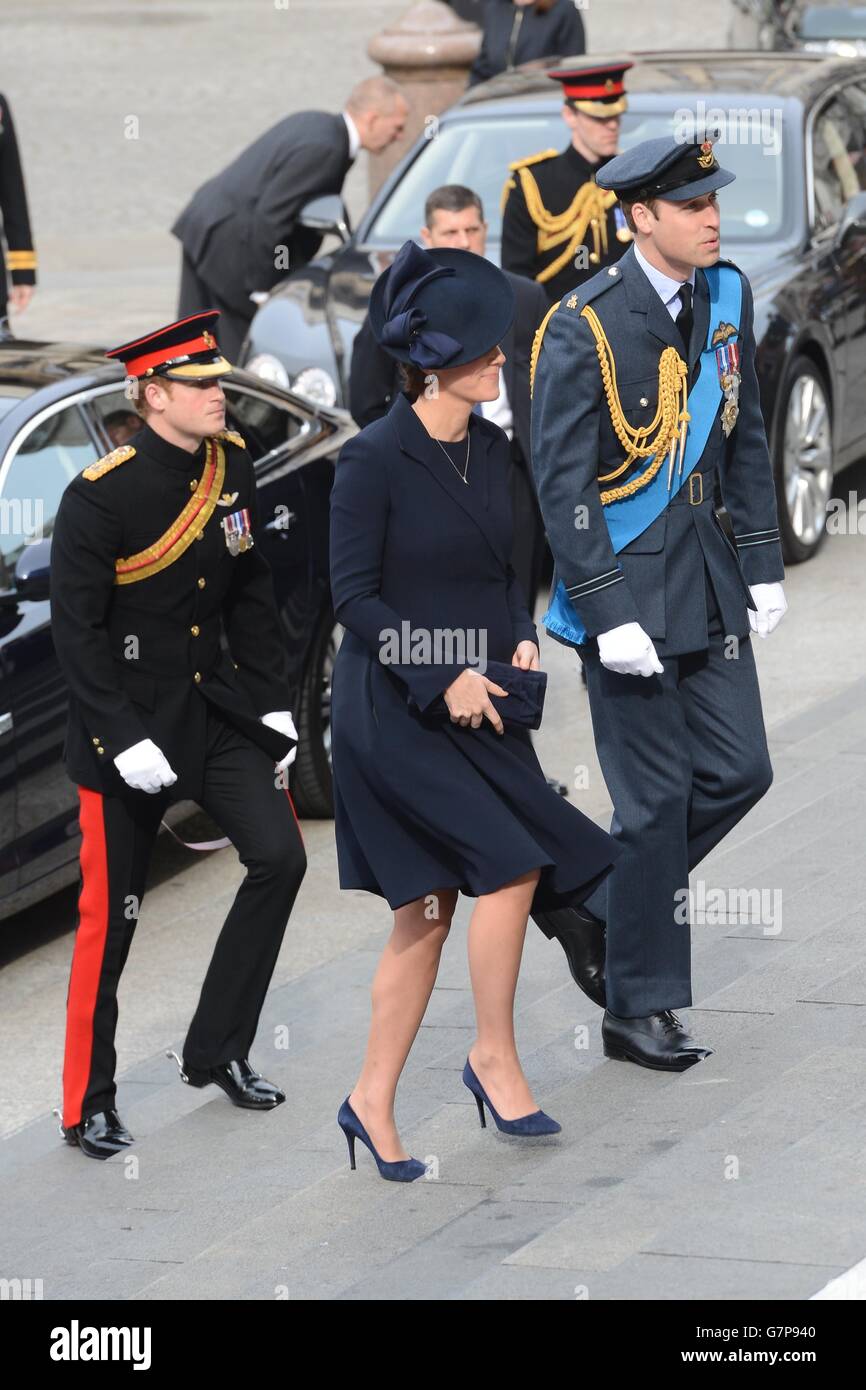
[602,1009,713,1072]
[169,1053,285,1109]
[532,903,606,1008]
[61,1108,135,1160]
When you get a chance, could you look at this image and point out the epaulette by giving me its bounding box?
[508,148,558,172]
[530,267,624,396]
[561,264,624,314]
[215,428,246,449]
[82,445,135,481]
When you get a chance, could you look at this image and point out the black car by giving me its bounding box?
[0,341,355,920]
[241,48,866,565]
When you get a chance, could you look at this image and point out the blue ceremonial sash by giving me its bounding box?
[542,263,742,649]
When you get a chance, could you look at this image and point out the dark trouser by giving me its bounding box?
[509,445,547,619]
[178,251,252,364]
[548,568,773,1017]
[61,710,307,1127]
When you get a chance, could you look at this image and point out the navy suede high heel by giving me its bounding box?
[462,1058,561,1136]
[337,1097,428,1182]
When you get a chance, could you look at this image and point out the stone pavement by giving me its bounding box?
[2,639,865,1299]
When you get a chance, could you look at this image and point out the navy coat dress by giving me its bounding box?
[329,391,619,913]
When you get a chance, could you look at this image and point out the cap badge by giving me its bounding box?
[697,142,715,169]
[202,330,216,349]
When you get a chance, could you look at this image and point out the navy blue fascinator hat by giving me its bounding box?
[368,240,515,370]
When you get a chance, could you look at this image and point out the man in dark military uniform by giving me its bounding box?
[531,135,787,1070]
[0,93,37,330]
[51,313,307,1159]
[501,62,633,304]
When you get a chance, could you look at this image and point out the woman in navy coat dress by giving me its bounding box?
[329,241,619,1180]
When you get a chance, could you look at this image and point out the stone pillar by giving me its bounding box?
[366,1,482,199]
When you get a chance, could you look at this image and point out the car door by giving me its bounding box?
[810,86,866,451]
[0,644,17,900]
[0,396,101,891]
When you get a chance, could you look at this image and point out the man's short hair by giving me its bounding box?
[424,184,485,229]
[346,75,406,116]
[620,194,660,234]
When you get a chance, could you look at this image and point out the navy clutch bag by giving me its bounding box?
[426,660,547,730]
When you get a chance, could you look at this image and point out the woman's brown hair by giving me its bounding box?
[397,362,431,403]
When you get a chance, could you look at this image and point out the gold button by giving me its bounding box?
[97,746,105,755]
[196,530,205,541]
[92,736,100,745]
[194,671,202,683]
[190,479,198,492]
[198,577,206,589]
[190,624,200,637]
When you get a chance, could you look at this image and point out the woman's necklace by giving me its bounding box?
[433,432,471,484]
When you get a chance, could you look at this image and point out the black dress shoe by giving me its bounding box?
[531,903,606,1007]
[174,1055,285,1109]
[602,1009,713,1072]
[61,1108,135,1160]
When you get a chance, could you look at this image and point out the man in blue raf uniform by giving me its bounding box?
[501,62,633,304]
[531,134,788,1069]
[50,312,307,1158]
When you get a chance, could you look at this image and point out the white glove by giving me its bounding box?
[597,622,664,678]
[261,710,298,772]
[748,582,787,638]
[113,738,178,794]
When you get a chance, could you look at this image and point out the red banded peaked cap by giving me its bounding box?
[547,61,632,117]
[105,311,233,379]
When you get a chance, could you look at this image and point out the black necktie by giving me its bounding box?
[675,282,693,356]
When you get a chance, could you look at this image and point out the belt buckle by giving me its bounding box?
[689,471,704,505]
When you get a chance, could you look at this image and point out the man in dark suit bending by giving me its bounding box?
[172,77,409,360]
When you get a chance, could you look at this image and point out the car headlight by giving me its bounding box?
[291,366,337,408]
[245,353,291,390]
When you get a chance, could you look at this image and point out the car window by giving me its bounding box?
[364,107,788,246]
[89,389,142,448]
[0,403,98,587]
[89,383,311,463]
[812,90,866,231]
[222,383,310,458]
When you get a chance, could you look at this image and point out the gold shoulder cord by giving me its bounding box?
[530,304,690,505]
[517,166,619,284]
[114,439,227,584]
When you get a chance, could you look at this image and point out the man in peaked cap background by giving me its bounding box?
[531,134,788,1071]
[501,61,633,304]
[50,312,307,1159]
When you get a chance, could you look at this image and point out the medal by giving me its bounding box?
[715,339,741,438]
[222,507,254,556]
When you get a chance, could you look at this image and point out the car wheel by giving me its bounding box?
[290,611,343,818]
[773,355,834,563]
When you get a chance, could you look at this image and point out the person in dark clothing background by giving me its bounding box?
[0,93,37,332]
[468,0,585,89]
[172,77,409,361]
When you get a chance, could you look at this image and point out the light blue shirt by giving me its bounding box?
[633,242,695,321]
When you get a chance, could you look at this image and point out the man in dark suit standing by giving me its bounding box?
[172,77,409,361]
[349,184,549,620]
[0,92,37,332]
